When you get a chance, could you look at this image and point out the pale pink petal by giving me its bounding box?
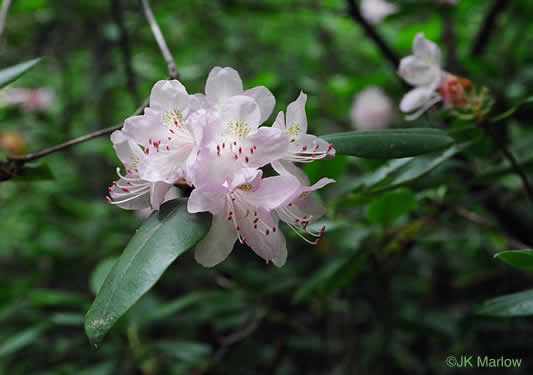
[285,92,308,137]
[228,168,262,191]
[289,133,332,156]
[113,140,145,170]
[242,175,301,210]
[138,146,192,183]
[150,182,172,210]
[108,177,151,210]
[272,111,286,130]
[243,86,275,124]
[237,207,287,266]
[194,213,238,267]
[188,188,226,215]
[413,33,441,67]
[242,127,289,168]
[205,67,243,103]
[150,80,190,113]
[271,160,310,185]
[219,95,261,132]
[120,108,168,148]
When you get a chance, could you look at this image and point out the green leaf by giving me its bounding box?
[0,58,42,88]
[84,198,210,346]
[322,128,454,159]
[494,250,533,272]
[477,289,533,317]
[341,146,457,194]
[367,189,417,226]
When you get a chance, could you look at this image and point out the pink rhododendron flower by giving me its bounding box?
[398,33,444,120]
[108,66,336,267]
[398,33,473,120]
[350,87,394,130]
[0,88,54,112]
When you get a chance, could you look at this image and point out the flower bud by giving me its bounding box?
[439,74,472,109]
[0,132,26,155]
[350,87,394,130]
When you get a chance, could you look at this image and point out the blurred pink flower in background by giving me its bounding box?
[350,87,394,130]
[360,0,398,24]
[0,88,54,112]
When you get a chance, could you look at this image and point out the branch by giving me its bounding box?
[140,0,177,79]
[111,0,140,104]
[485,125,533,206]
[0,0,13,49]
[345,0,401,70]
[471,0,510,57]
[7,98,149,164]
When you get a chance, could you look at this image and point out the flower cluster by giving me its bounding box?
[398,33,472,120]
[107,67,336,267]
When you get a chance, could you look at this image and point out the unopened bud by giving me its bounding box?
[0,132,26,155]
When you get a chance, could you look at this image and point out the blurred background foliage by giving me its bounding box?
[2,0,533,374]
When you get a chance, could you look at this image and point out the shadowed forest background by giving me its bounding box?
[2,0,533,374]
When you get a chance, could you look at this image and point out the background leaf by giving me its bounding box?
[494,250,533,272]
[84,198,210,346]
[0,58,41,88]
[477,289,533,317]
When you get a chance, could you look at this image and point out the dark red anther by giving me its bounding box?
[302,146,307,151]
[265,229,270,235]
[106,196,112,202]
[122,188,130,193]
[272,227,276,232]
[245,156,249,163]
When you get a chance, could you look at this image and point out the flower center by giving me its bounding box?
[228,121,250,139]
[237,183,253,192]
[162,109,184,130]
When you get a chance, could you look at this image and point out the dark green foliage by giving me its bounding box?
[3,0,533,374]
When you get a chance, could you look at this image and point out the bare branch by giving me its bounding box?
[0,0,13,49]
[140,0,177,79]
[345,0,401,71]
[471,0,510,57]
[8,98,149,164]
[111,0,140,104]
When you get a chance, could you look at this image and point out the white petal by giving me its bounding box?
[205,67,243,103]
[150,80,190,113]
[399,86,437,113]
[413,33,442,67]
[286,91,308,137]
[398,56,441,87]
[121,108,168,148]
[194,213,237,267]
[243,86,275,124]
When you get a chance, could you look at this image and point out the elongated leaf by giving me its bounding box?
[494,250,533,272]
[477,289,533,317]
[322,128,454,159]
[0,322,50,356]
[0,58,42,88]
[84,198,210,346]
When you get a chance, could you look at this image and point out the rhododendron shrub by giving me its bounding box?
[107,67,336,267]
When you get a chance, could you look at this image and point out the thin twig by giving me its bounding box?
[0,0,13,49]
[484,125,533,206]
[140,0,177,79]
[345,0,401,71]
[471,0,510,57]
[8,98,149,163]
[111,0,140,104]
